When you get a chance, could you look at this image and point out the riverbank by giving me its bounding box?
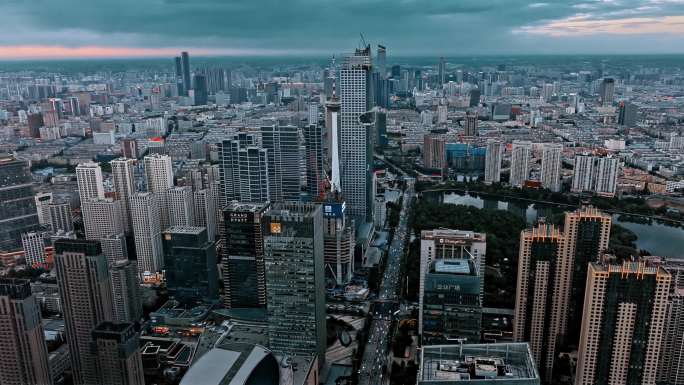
[415,180,684,228]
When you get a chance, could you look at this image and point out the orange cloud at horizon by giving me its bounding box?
[0,45,280,59]
[516,15,684,36]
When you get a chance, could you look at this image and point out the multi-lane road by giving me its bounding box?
[359,177,414,385]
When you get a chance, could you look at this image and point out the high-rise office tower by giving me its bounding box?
[217,134,268,204]
[509,140,532,188]
[193,188,217,241]
[222,202,269,309]
[110,259,142,324]
[261,124,301,202]
[129,192,163,274]
[563,207,611,344]
[421,258,482,344]
[92,322,145,385]
[540,143,563,192]
[76,161,105,204]
[423,134,446,170]
[304,123,325,199]
[599,78,615,106]
[263,203,325,362]
[181,51,191,98]
[174,56,185,96]
[618,101,638,126]
[218,133,255,203]
[110,158,136,234]
[54,239,113,385]
[34,192,53,227]
[325,79,341,189]
[377,45,387,79]
[438,57,446,85]
[513,223,566,381]
[484,140,503,184]
[0,278,52,385]
[202,67,226,94]
[21,231,47,266]
[469,89,480,107]
[143,154,173,229]
[191,74,208,106]
[48,202,73,232]
[576,262,670,385]
[340,45,374,223]
[419,229,487,336]
[322,200,355,286]
[162,226,218,303]
[167,186,195,227]
[308,103,319,126]
[464,111,478,137]
[0,155,40,252]
[541,83,554,102]
[238,146,270,203]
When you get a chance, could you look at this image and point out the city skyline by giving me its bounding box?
[2,1,684,59]
[2,30,684,385]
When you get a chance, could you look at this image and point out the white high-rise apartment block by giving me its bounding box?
[81,198,127,263]
[437,104,448,125]
[34,192,53,227]
[540,143,563,192]
[510,140,532,188]
[572,155,595,193]
[594,156,619,197]
[76,162,104,204]
[167,186,195,227]
[48,202,73,233]
[21,231,47,266]
[484,140,503,184]
[669,134,684,150]
[572,154,620,197]
[110,158,136,233]
[130,192,163,274]
[81,198,124,241]
[193,188,217,241]
[143,154,173,229]
[340,46,373,222]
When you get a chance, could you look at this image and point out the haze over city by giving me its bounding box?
[2,2,684,385]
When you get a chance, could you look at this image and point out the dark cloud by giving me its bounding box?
[1,0,684,54]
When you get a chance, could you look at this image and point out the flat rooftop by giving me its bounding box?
[420,343,539,384]
[165,226,206,235]
[421,229,486,243]
[433,259,475,275]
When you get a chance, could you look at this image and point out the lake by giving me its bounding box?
[428,191,684,258]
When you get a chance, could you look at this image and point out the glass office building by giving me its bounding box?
[0,155,40,252]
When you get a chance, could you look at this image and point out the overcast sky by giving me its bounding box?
[1,0,684,59]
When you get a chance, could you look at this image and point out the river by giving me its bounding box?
[427,191,684,258]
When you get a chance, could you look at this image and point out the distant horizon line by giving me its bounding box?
[2,51,684,62]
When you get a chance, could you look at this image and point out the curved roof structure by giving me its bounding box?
[180,343,279,385]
